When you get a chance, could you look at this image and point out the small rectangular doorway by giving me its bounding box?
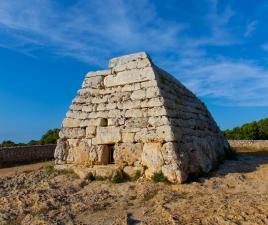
[108,144,115,164]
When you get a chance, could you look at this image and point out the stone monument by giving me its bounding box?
[55,52,229,183]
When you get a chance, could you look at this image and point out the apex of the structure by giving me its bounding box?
[108,52,151,68]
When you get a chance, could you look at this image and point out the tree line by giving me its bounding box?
[224,118,268,140]
[0,129,60,148]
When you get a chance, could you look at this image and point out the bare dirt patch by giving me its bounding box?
[0,152,268,225]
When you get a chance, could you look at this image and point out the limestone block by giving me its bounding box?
[72,96,87,104]
[134,128,163,143]
[109,92,131,102]
[121,83,141,92]
[96,103,117,111]
[86,126,96,138]
[104,69,155,87]
[156,125,182,142]
[146,86,161,98]
[127,61,138,70]
[147,106,167,117]
[122,127,141,133]
[61,128,86,139]
[112,64,127,73]
[141,97,164,108]
[117,100,141,110]
[80,118,108,127]
[62,118,80,128]
[83,76,104,89]
[140,80,158,88]
[161,164,187,183]
[141,143,164,173]
[125,117,148,128]
[108,109,125,118]
[125,109,143,118]
[161,142,180,164]
[140,67,156,80]
[137,58,151,69]
[70,104,83,111]
[76,141,92,164]
[109,52,148,68]
[88,111,108,119]
[114,143,143,166]
[82,105,93,112]
[91,96,108,104]
[130,89,146,100]
[92,126,121,144]
[148,116,170,127]
[86,69,111,77]
[66,110,75,118]
[67,139,80,148]
[77,112,88,120]
[99,88,116,95]
[122,132,135,143]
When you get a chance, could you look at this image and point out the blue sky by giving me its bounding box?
[0,0,268,142]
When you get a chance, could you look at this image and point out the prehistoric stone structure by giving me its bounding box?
[55,52,229,183]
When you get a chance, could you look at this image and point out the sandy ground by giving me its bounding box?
[0,152,268,225]
[0,161,53,177]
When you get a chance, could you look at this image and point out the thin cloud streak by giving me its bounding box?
[0,0,267,106]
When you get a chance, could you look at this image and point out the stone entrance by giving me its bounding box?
[108,145,115,164]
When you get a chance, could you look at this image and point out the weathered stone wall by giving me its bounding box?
[0,145,56,166]
[228,140,268,152]
[57,52,229,183]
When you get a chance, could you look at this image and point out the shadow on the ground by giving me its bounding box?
[213,151,268,177]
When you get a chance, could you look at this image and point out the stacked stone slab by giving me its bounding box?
[55,52,229,183]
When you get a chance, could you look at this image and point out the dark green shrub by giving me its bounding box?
[85,172,96,181]
[152,171,172,184]
[111,172,124,183]
[40,129,60,145]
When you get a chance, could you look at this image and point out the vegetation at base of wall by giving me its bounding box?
[0,128,60,147]
[44,163,79,179]
[111,172,125,183]
[152,171,172,184]
[223,118,268,140]
[132,170,142,181]
[44,163,56,176]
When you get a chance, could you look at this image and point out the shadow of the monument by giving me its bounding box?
[213,151,268,177]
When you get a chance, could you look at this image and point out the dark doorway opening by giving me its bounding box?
[108,144,115,164]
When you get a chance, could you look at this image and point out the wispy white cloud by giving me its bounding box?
[262,43,268,52]
[0,0,267,106]
[244,20,258,37]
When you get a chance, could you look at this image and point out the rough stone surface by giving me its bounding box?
[56,52,230,183]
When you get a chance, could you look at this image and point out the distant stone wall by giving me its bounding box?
[0,145,56,166]
[228,140,268,152]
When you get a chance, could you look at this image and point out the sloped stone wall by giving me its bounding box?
[0,145,56,166]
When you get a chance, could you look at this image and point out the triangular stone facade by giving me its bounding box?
[55,52,229,183]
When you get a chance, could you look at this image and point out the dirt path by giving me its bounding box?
[0,152,268,225]
[0,161,53,177]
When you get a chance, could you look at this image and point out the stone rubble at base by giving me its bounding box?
[56,52,230,183]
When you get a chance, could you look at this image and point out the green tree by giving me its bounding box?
[0,140,16,147]
[223,118,268,140]
[258,118,268,139]
[28,140,40,146]
[40,129,60,145]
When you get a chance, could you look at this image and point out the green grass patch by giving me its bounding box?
[44,163,56,176]
[152,171,172,184]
